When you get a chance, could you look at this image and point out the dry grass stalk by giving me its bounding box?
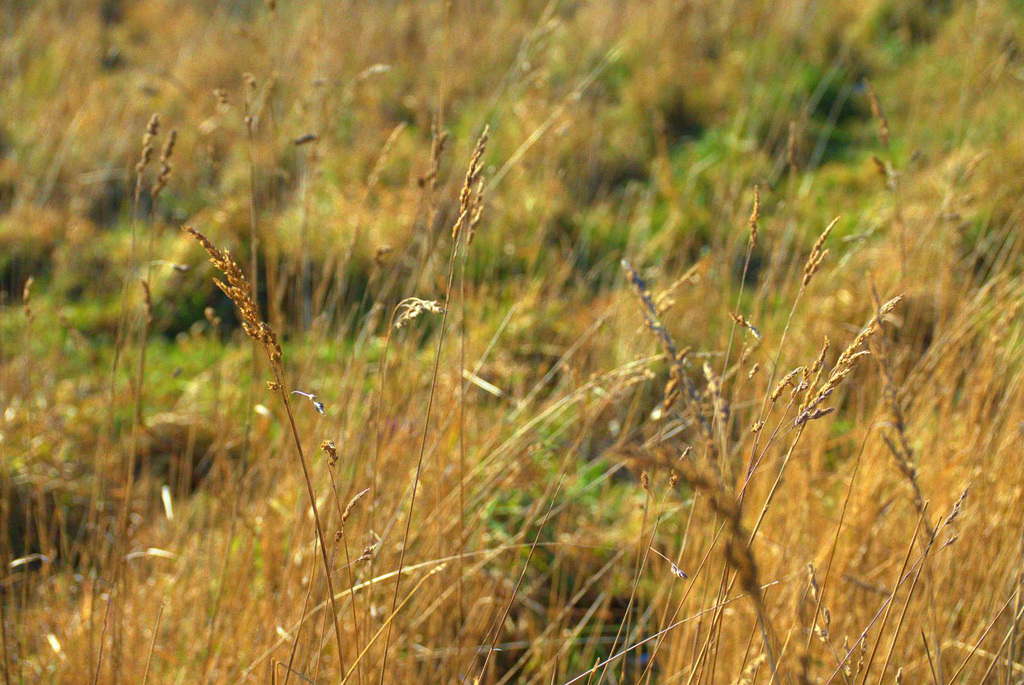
[393,298,444,330]
[771,366,803,402]
[621,260,710,434]
[654,260,703,314]
[676,455,780,680]
[135,114,159,176]
[748,185,760,248]
[341,487,370,525]
[863,290,931,529]
[702,362,728,423]
[183,225,282,363]
[374,245,393,267]
[817,297,902,401]
[140,280,153,326]
[366,122,407,193]
[320,440,339,467]
[649,547,688,580]
[865,81,891,149]
[943,484,970,528]
[799,337,829,409]
[873,155,894,184]
[729,313,761,340]
[802,217,838,287]
[150,129,176,198]
[183,224,346,672]
[731,653,767,685]
[787,119,798,174]
[807,563,832,643]
[452,125,489,244]
[418,123,448,190]
[13,7,1024,683]
[381,124,491,683]
[22,275,34,322]
[791,297,901,429]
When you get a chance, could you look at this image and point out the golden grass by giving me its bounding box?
[3,1,1024,684]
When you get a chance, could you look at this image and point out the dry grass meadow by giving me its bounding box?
[3,0,1024,682]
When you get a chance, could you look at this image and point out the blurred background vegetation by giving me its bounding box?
[3,0,1024,683]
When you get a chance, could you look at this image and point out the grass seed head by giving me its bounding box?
[342,487,370,524]
[453,125,490,244]
[802,217,839,287]
[320,440,338,467]
[394,298,444,330]
[151,128,177,197]
[865,80,891,149]
[136,113,160,174]
[748,185,760,248]
[22,275,34,322]
[183,225,282,364]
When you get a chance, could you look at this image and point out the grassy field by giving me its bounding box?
[3,0,1024,682]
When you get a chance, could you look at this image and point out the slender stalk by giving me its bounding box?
[0,587,10,685]
[456,232,468,673]
[377,237,461,685]
[91,593,113,685]
[325,463,365,685]
[858,507,928,685]
[283,536,319,685]
[272,367,347,675]
[141,603,164,685]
